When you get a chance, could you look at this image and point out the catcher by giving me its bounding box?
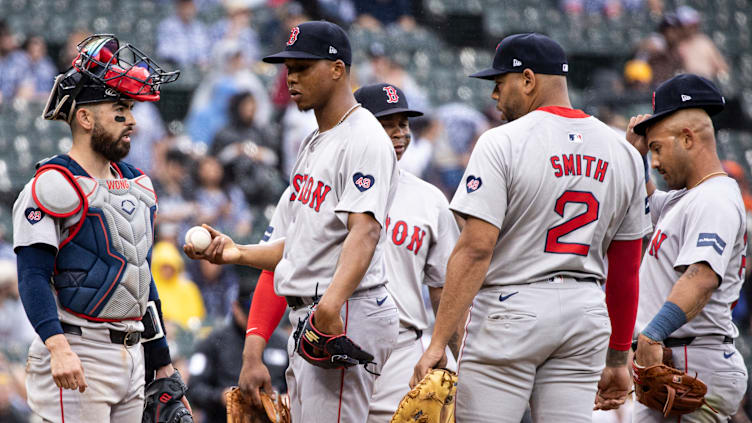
[628,74,748,422]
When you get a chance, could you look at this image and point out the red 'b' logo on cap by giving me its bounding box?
[382,86,399,103]
[287,27,300,46]
[651,91,656,112]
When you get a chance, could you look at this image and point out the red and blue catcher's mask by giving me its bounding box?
[44,34,180,123]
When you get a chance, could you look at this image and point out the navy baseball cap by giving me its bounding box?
[353,83,423,118]
[470,33,568,80]
[263,21,352,65]
[633,74,725,135]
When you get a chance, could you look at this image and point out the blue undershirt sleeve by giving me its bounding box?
[16,244,62,342]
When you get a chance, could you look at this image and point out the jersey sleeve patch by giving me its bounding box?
[262,225,274,242]
[24,207,45,225]
[352,172,375,192]
[466,175,482,192]
[696,232,726,255]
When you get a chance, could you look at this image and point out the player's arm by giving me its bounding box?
[315,212,382,335]
[427,287,462,358]
[184,224,284,271]
[411,216,498,387]
[240,270,287,407]
[635,262,718,366]
[16,244,88,393]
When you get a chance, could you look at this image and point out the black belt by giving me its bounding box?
[61,322,141,347]
[664,335,733,348]
[285,296,319,309]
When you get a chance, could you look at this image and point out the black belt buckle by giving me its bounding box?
[286,296,305,308]
[110,330,141,346]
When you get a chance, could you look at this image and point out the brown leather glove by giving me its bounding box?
[225,387,290,423]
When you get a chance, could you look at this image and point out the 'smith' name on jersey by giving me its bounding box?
[549,154,609,182]
[385,216,426,255]
[290,173,332,212]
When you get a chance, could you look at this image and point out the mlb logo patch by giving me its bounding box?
[466,175,482,193]
[25,207,44,224]
[353,172,375,192]
[568,133,583,143]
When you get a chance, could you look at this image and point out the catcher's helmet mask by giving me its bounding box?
[44,34,180,123]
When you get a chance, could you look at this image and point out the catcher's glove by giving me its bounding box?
[293,311,377,373]
[225,387,290,423]
[391,368,457,423]
[142,370,193,423]
[633,362,717,417]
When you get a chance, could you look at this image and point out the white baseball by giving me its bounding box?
[185,226,212,252]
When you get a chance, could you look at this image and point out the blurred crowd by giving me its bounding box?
[0,0,751,421]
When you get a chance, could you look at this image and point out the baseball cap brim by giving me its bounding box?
[262,50,330,63]
[633,103,725,135]
[372,107,424,118]
[469,67,507,80]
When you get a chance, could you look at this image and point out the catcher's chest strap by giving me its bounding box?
[664,335,733,348]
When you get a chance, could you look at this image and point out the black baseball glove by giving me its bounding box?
[293,311,377,373]
[142,370,193,423]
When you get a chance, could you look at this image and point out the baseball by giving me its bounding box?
[185,226,212,252]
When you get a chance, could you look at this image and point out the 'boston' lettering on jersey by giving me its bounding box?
[289,173,332,212]
[549,154,609,182]
[385,216,426,255]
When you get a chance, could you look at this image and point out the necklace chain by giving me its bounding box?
[691,171,727,189]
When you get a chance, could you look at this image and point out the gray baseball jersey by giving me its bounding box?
[383,170,458,331]
[274,107,399,297]
[636,177,746,338]
[262,187,292,245]
[450,108,652,286]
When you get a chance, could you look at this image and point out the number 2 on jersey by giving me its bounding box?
[545,191,600,256]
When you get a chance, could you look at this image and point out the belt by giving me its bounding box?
[664,335,733,348]
[61,322,141,347]
[285,285,387,310]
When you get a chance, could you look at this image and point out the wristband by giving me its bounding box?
[641,301,686,342]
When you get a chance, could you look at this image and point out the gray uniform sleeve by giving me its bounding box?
[334,134,396,227]
[613,155,652,240]
[423,200,460,288]
[12,183,61,251]
[674,197,741,279]
[648,189,675,226]
[262,188,291,243]
[449,132,509,229]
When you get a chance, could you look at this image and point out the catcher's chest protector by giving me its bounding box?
[34,155,156,320]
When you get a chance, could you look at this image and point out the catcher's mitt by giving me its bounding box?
[293,311,377,373]
[633,363,717,417]
[142,370,193,423]
[225,387,291,423]
[391,368,457,423]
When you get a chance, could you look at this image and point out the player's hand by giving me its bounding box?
[594,365,631,411]
[634,333,663,368]
[238,356,273,408]
[183,224,240,265]
[156,363,193,415]
[312,303,345,335]
[626,114,652,156]
[410,344,447,388]
[46,334,87,393]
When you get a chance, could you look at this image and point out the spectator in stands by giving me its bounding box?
[634,13,684,87]
[13,35,56,102]
[210,0,262,63]
[560,0,648,17]
[624,58,653,94]
[153,149,197,237]
[0,21,28,106]
[185,41,271,145]
[723,160,752,213]
[56,29,90,72]
[151,241,206,329]
[156,0,211,68]
[188,260,238,320]
[399,116,438,179]
[0,260,35,360]
[354,0,416,30]
[187,278,288,423]
[0,359,30,423]
[676,6,729,81]
[358,42,430,111]
[211,91,286,207]
[194,156,252,239]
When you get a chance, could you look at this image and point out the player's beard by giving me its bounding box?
[91,122,130,162]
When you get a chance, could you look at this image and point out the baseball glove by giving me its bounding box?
[633,363,717,417]
[391,368,457,423]
[293,311,376,372]
[225,387,291,423]
[142,370,193,423]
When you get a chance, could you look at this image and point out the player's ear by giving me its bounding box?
[331,59,346,81]
[521,69,536,94]
[680,127,696,150]
[74,106,95,132]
